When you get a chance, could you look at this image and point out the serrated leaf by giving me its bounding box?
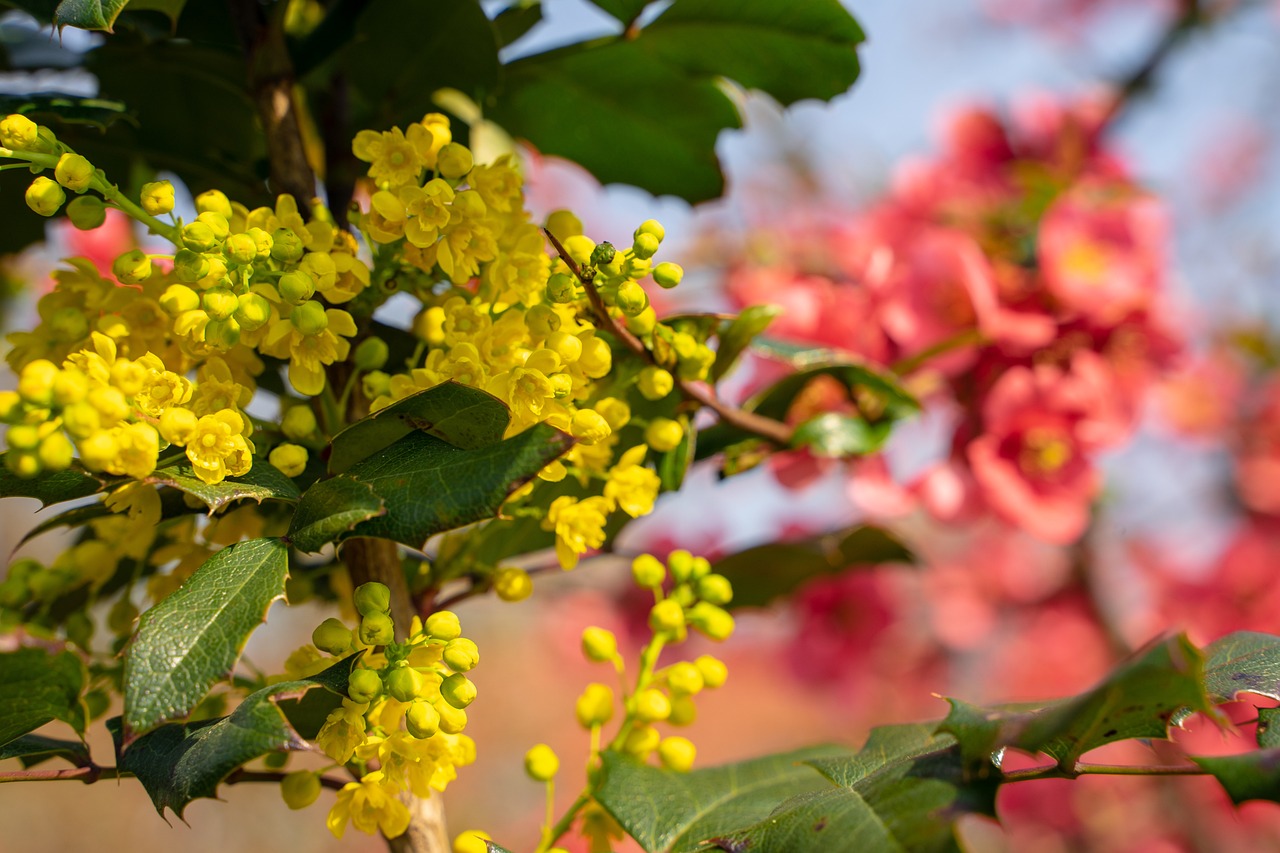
[595,746,850,853]
[937,634,1213,772]
[328,381,511,474]
[292,425,573,553]
[791,413,891,458]
[0,647,87,745]
[712,304,781,383]
[1203,631,1280,702]
[123,538,289,738]
[0,733,91,768]
[287,476,386,553]
[492,0,541,48]
[145,459,301,512]
[711,526,912,609]
[1194,749,1280,806]
[52,0,127,31]
[111,654,358,817]
[0,456,106,506]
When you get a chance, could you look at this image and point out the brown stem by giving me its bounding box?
[1099,0,1203,130]
[1002,761,1206,782]
[0,764,350,791]
[543,229,795,448]
[229,0,317,203]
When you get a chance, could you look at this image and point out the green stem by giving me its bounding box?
[1002,761,1208,783]
[540,791,591,852]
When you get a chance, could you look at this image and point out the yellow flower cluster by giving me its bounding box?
[297,584,477,840]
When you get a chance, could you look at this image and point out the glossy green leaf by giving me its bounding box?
[50,0,127,30]
[747,362,918,423]
[712,526,913,609]
[485,842,516,853]
[145,459,301,512]
[111,654,358,817]
[596,746,852,853]
[1194,749,1280,806]
[1202,631,1280,702]
[0,647,87,745]
[712,788,902,853]
[18,487,197,547]
[0,456,106,506]
[937,634,1213,772]
[712,304,781,382]
[342,0,500,130]
[0,732,91,768]
[287,476,386,554]
[328,381,511,474]
[492,0,541,48]
[293,425,573,552]
[791,413,891,458]
[123,537,289,738]
[585,0,648,24]
[0,94,128,129]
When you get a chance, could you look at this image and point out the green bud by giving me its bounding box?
[442,637,480,672]
[201,288,238,321]
[54,153,93,192]
[525,303,561,337]
[440,672,476,709]
[182,221,218,253]
[112,250,152,284]
[347,667,382,703]
[271,227,304,262]
[204,317,241,349]
[546,272,577,303]
[278,270,315,305]
[281,405,317,440]
[311,617,352,655]
[66,195,106,230]
[173,249,211,283]
[362,370,391,400]
[353,337,389,371]
[291,301,328,336]
[406,699,440,739]
[358,611,395,646]
[159,284,200,316]
[65,610,94,648]
[196,210,230,242]
[353,581,391,616]
[25,176,65,216]
[233,292,271,331]
[107,596,138,636]
[636,366,674,400]
[281,770,321,810]
[246,227,273,258]
[0,576,28,609]
[615,281,649,317]
[425,610,462,640]
[653,262,684,289]
[589,242,616,267]
[385,664,425,703]
[224,232,257,265]
[632,232,660,261]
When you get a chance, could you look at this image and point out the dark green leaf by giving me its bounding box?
[52,0,127,31]
[712,304,781,383]
[642,0,865,107]
[712,788,904,853]
[0,733,90,768]
[596,746,851,853]
[0,647,87,745]
[341,0,500,131]
[1194,749,1280,806]
[492,0,541,48]
[328,381,511,474]
[1203,631,1280,702]
[111,654,358,817]
[292,425,573,552]
[0,456,106,506]
[0,94,129,129]
[123,538,289,738]
[747,363,918,423]
[585,0,647,25]
[712,526,912,609]
[791,413,891,458]
[287,475,386,554]
[1258,707,1280,748]
[145,459,301,512]
[18,487,197,547]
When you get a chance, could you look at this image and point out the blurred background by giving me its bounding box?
[7,0,1280,850]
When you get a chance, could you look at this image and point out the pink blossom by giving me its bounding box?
[1234,377,1280,516]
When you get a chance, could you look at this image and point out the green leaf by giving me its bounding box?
[18,487,198,548]
[596,746,852,853]
[657,414,694,491]
[585,0,648,24]
[712,788,904,853]
[341,0,500,131]
[711,526,913,609]
[0,94,129,129]
[485,843,516,853]
[287,476,386,554]
[791,413,891,458]
[52,0,127,31]
[0,733,91,768]
[747,363,919,423]
[111,654,358,817]
[1194,749,1280,806]
[291,425,573,553]
[641,0,865,107]
[0,648,87,746]
[0,456,106,506]
[712,304,781,383]
[328,381,511,474]
[145,459,301,512]
[122,537,289,738]
[1202,631,1280,702]
[1258,707,1280,748]
[937,634,1214,772]
[492,0,541,48]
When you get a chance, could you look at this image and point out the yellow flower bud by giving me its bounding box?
[354,337,389,370]
[407,699,441,739]
[453,830,492,853]
[615,281,649,317]
[281,770,321,810]
[440,673,476,709]
[182,221,218,252]
[158,407,198,445]
[687,602,734,642]
[195,189,232,219]
[696,573,733,606]
[223,232,257,265]
[622,724,660,758]
[634,218,665,243]
[570,409,611,445]
[658,736,696,772]
[204,317,241,349]
[581,626,617,662]
[25,176,65,216]
[443,638,480,672]
[649,599,685,635]
[666,662,704,695]
[412,305,446,345]
[281,405,317,441]
[545,209,583,242]
[233,292,271,331]
[312,617,352,655]
[173,249,210,283]
[268,442,308,477]
[347,668,382,703]
[201,287,238,321]
[545,330,582,363]
[4,450,39,478]
[546,272,577,303]
[435,698,468,734]
[17,360,58,407]
[578,335,612,378]
[426,610,462,640]
[140,180,175,216]
[0,114,39,149]
[492,566,532,602]
[524,743,559,782]
[54,153,93,192]
[631,554,666,588]
[358,611,395,646]
[633,688,671,723]
[653,261,683,289]
[626,306,658,336]
[575,683,614,728]
[669,694,697,726]
[196,210,230,241]
[0,390,20,422]
[436,142,474,179]
[695,654,727,688]
[386,664,426,703]
[645,417,684,453]
[637,366,674,400]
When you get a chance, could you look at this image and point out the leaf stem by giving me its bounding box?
[1002,761,1208,782]
[540,791,591,852]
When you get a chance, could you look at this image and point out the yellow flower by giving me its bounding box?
[401,178,455,248]
[326,770,410,839]
[468,155,522,213]
[436,220,497,282]
[261,307,357,396]
[354,731,469,798]
[365,189,407,242]
[353,124,435,187]
[184,409,253,485]
[604,445,661,518]
[316,698,369,764]
[543,495,611,569]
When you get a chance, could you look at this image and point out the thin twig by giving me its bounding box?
[1002,761,1207,783]
[543,229,795,447]
[1099,0,1203,130]
[0,763,351,791]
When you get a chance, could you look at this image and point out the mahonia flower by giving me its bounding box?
[355,731,475,798]
[604,446,661,518]
[182,410,253,485]
[326,770,410,839]
[352,124,434,187]
[543,495,611,569]
[260,307,357,396]
[316,699,369,764]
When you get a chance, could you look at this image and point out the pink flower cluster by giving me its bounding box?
[726,97,1180,544]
